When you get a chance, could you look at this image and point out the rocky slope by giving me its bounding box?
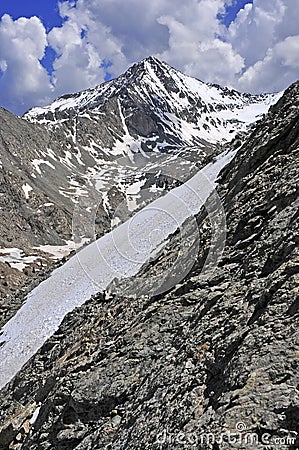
[0,78,297,450]
[0,57,279,299]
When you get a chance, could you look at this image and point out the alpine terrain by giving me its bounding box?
[0,57,298,450]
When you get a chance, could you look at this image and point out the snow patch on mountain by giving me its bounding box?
[0,248,37,272]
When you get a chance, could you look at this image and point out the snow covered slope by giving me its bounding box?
[0,149,235,390]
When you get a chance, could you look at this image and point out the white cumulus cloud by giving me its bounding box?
[238,35,299,93]
[0,14,53,114]
[229,0,299,92]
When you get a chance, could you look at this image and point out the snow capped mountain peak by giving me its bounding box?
[24,57,282,155]
[131,55,164,71]
[125,56,171,79]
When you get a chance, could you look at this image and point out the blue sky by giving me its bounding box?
[0,0,298,115]
[0,0,64,31]
[221,0,253,26]
[0,0,251,29]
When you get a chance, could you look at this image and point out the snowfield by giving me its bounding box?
[0,149,235,389]
[0,248,37,272]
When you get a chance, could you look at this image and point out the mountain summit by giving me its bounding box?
[25,56,280,152]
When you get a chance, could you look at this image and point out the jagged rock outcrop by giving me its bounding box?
[0,80,297,449]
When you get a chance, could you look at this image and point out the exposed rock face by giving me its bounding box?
[0,78,297,450]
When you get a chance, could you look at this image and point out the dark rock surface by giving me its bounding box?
[0,79,298,450]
